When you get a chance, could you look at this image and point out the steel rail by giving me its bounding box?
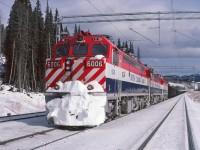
[0,111,47,123]
[137,95,182,150]
[0,128,56,145]
[185,98,196,150]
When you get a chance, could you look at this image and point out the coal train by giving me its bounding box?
[45,31,177,126]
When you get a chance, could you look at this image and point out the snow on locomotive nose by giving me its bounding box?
[46,80,107,126]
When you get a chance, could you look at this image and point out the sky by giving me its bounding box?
[1,0,200,76]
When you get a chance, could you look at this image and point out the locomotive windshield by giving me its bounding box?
[73,44,88,56]
[92,44,108,56]
[56,45,69,57]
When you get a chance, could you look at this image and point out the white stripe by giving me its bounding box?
[46,68,53,77]
[46,68,63,84]
[106,63,148,86]
[73,66,84,80]
[95,70,105,82]
[72,60,81,69]
[85,68,99,83]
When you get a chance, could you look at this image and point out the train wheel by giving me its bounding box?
[132,97,139,111]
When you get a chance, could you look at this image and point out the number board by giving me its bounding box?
[47,60,63,68]
[86,60,105,68]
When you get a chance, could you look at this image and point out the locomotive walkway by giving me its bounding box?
[0,92,199,150]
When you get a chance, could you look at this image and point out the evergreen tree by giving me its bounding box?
[4,0,32,91]
[78,25,81,33]
[129,42,134,56]
[64,26,70,35]
[31,0,45,91]
[74,24,77,35]
[137,46,141,62]
[121,42,125,51]
[0,24,6,55]
[117,38,121,49]
[125,41,128,53]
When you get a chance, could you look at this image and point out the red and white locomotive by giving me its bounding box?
[45,31,168,125]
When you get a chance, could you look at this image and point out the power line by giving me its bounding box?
[130,28,160,45]
[0,1,11,8]
[170,29,200,42]
[85,0,130,41]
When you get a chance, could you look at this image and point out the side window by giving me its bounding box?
[56,45,69,57]
[113,49,119,64]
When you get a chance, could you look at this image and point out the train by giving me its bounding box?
[45,31,172,126]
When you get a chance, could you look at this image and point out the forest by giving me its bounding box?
[0,0,140,92]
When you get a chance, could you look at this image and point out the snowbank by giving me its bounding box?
[46,81,107,126]
[0,85,46,116]
[169,82,185,88]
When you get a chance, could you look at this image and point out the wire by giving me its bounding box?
[86,0,130,41]
[0,1,11,8]
[170,29,200,42]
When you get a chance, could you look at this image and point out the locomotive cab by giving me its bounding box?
[45,31,111,95]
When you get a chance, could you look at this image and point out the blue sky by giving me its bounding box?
[1,0,200,75]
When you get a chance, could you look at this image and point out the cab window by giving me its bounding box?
[73,44,88,56]
[56,45,69,57]
[113,49,119,64]
[92,44,108,56]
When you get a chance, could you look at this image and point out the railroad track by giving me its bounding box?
[0,111,47,123]
[1,95,196,149]
[133,94,196,150]
[185,98,196,150]
[0,103,137,149]
[0,123,89,149]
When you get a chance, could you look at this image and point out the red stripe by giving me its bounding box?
[72,63,84,79]
[99,76,106,92]
[77,68,91,81]
[99,76,106,85]
[86,67,105,83]
[45,68,58,82]
[46,69,66,90]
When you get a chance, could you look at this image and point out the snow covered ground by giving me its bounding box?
[0,84,46,116]
[1,93,200,150]
[186,91,200,150]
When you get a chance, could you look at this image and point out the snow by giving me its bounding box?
[0,84,46,116]
[1,93,200,149]
[46,81,107,126]
[169,82,185,88]
[37,95,185,150]
[94,55,104,59]
[185,92,200,150]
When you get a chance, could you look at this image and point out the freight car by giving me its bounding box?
[168,85,181,98]
[45,31,169,126]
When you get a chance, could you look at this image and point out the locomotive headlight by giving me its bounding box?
[66,60,71,65]
[66,66,71,71]
[54,84,60,90]
[87,85,94,90]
